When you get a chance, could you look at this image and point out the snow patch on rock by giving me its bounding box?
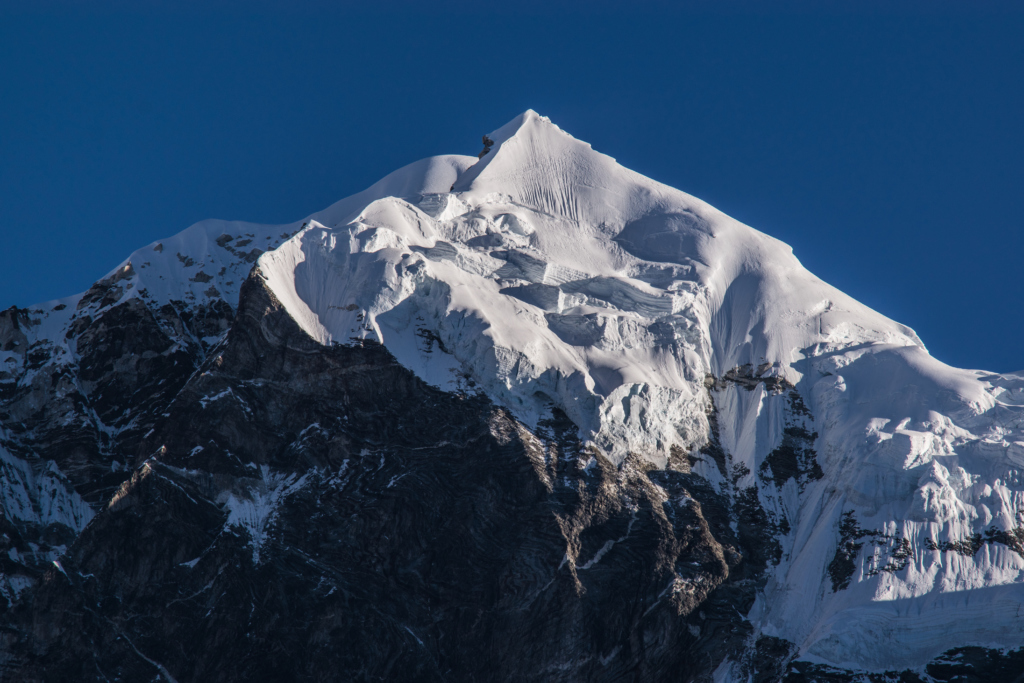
[221,465,309,564]
[0,443,94,534]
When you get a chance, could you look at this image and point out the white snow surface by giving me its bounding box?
[261,110,924,463]
[0,438,94,602]
[11,110,1024,672]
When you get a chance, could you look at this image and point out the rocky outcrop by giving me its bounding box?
[0,277,235,616]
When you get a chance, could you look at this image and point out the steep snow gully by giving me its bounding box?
[2,111,1024,680]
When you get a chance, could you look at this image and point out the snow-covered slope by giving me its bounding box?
[253,111,1024,673]
[260,110,921,464]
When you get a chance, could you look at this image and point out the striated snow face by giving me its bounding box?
[0,440,95,605]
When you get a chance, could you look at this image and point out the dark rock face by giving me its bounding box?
[0,275,234,615]
[783,646,1024,683]
[0,293,231,504]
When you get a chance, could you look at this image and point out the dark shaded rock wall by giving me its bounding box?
[0,273,235,616]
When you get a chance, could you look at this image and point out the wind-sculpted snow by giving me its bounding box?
[755,349,1024,672]
[258,111,917,468]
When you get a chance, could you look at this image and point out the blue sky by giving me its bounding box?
[1,3,1022,372]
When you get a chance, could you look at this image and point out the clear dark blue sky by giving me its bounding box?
[1,2,1022,372]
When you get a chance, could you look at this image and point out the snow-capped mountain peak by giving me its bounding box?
[255,111,1024,671]
[3,111,1023,680]
[257,111,921,467]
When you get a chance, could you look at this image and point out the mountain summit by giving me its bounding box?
[1,112,1022,681]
